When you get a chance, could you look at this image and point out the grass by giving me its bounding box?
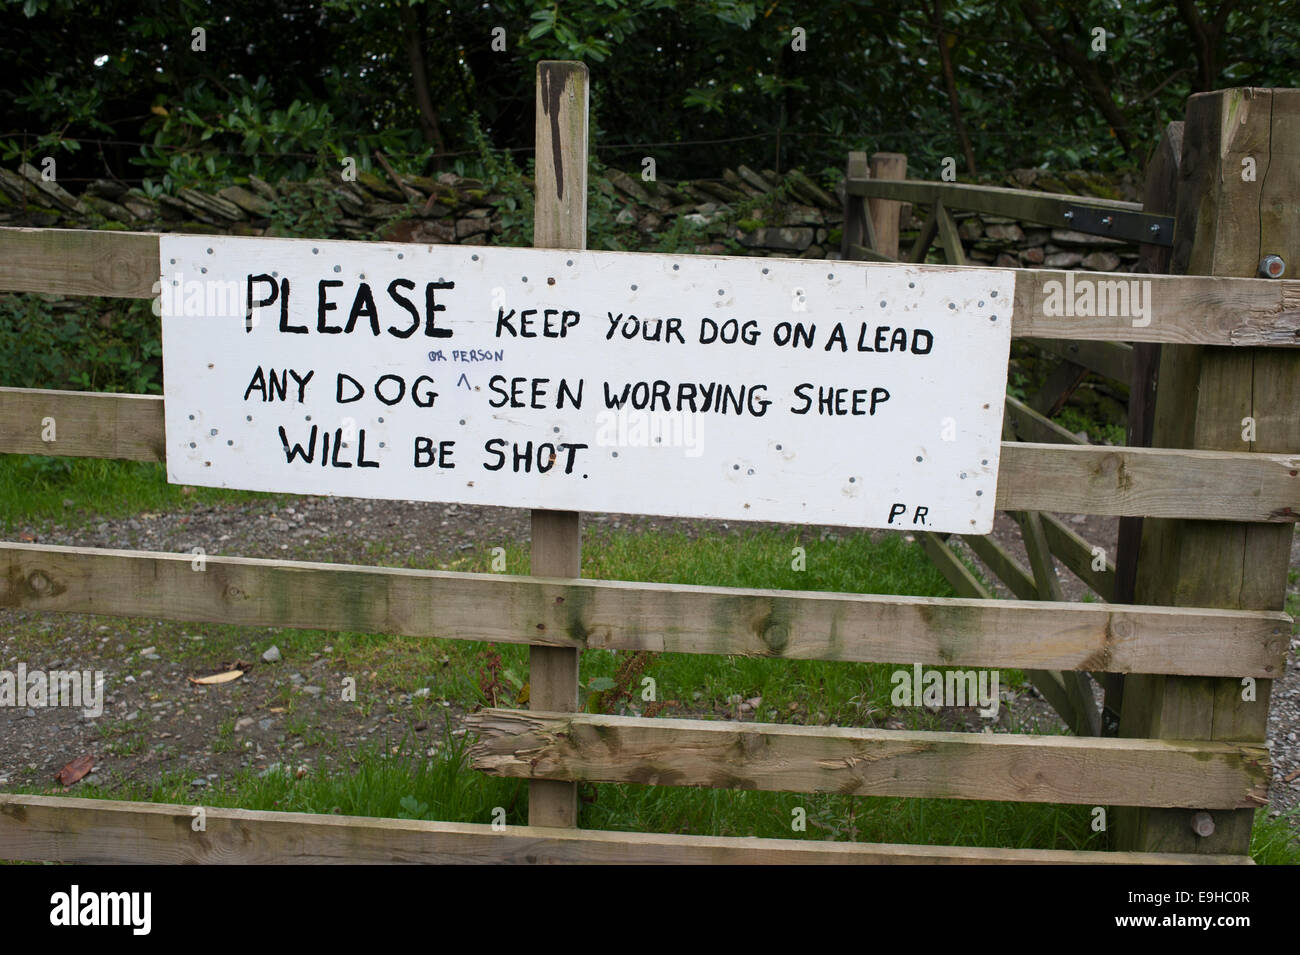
[23,729,520,825]
[2,454,1297,863]
[0,455,279,531]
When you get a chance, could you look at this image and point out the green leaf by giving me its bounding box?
[587,677,616,693]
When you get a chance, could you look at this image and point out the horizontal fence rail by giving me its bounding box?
[467,709,1271,808]
[843,177,1172,244]
[1,389,1296,522]
[2,228,1299,347]
[0,794,1249,865]
[0,542,1289,677]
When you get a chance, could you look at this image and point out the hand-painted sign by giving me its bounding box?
[159,235,1012,532]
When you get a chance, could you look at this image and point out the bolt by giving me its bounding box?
[1191,811,1216,838]
[1260,254,1286,278]
[1063,211,1074,220]
[1101,216,1113,226]
[1149,223,1161,233]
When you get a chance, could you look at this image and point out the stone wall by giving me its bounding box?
[0,160,1142,270]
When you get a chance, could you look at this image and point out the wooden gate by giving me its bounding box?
[0,72,1295,863]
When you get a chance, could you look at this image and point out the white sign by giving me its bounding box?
[159,236,1013,533]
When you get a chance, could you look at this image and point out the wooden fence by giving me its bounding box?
[841,125,1180,738]
[0,74,1296,863]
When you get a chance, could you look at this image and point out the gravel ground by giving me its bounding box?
[2,493,1296,834]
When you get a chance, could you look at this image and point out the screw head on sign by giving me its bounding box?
[1063,211,1074,220]
[1101,216,1112,226]
[1260,254,1286,278]
[1148,223,1160,233]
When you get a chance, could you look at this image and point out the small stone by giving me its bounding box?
[261,645,282,663]
[258,718,274,731]
[983,223,1024,242]
[235,717,255,731]
[301,685,322,696]
[1082,250,1122,271]
[1044,251,1083,268]
[191,778,208,788]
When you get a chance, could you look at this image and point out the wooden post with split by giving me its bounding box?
[528,60,588,828]
[1118,88,1299,854]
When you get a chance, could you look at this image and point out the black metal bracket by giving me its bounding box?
[1063,204,1173,247]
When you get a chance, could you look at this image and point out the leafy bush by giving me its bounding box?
[0,295,161,394]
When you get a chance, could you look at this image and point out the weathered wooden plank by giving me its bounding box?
[1120,87,1298,857]
[0,386,163,461]
[1025,338,1134,384]
[1011,268,1300,346]
[960,532,1038,600]
[1004,395,1086,445]
[1039,512,1116,601]
[3,388,1293,524]
[530,507,581,828]
[468,709,1271,809]
[921,506,1083,726]
[907,206,939,263]
[935,201,967,266]
[529,59,589,831]
[841,151,874,259]
[0,542,1288,677]
[1015,509,1102,736]
[995,443,1300,523]
[868,152,908,260]
[3,227,1298,348]
[0,794,1247,865]
[844,176,1147,223]
[919,532,988,598]
[0,227,158,298]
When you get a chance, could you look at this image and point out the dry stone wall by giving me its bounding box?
[0,160,1143,270]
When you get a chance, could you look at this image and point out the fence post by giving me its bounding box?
[1118,88,1299,854]
[528,60,588,829]
[868,152,907,260]
[840,150,872,258]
